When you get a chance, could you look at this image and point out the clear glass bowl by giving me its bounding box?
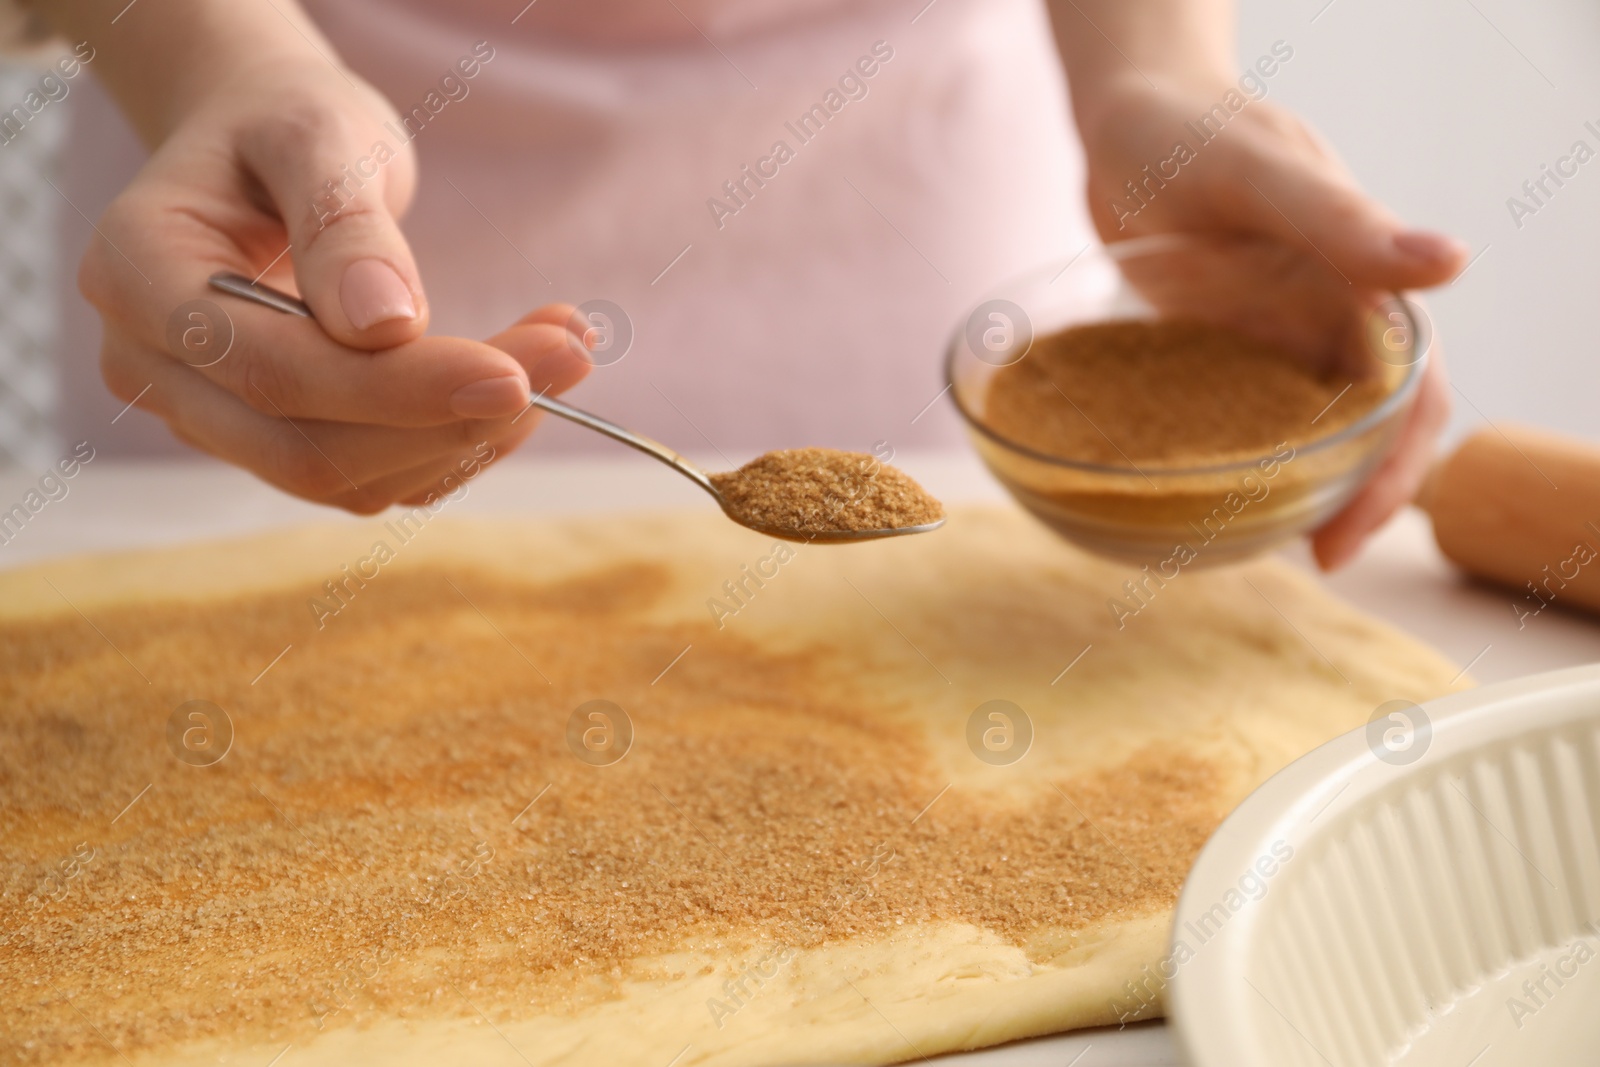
[947,234,1429,566]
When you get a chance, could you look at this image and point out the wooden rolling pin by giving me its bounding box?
[1418,424,1600,621]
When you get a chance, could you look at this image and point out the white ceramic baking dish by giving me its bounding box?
[1169,663,1600,1067]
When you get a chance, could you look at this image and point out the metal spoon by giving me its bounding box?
[207,272,944,543]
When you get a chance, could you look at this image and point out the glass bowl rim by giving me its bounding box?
[945,236,1430,478]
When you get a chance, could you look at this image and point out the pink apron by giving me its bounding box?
[58,0,1089,458]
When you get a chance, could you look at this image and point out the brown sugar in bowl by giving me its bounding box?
[946,236,1430,566]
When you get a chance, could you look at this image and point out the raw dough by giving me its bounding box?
[0,508,1461,1066]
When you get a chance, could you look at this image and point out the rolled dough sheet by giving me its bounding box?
[0,507,1461,1066]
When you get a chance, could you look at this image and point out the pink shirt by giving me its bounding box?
[59,0,1089,459]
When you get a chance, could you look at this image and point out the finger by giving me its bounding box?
[1229,144,1469,291]
[1311,350,1452,570]
[513,303,581,332]
[236,105,427,349]
[191,297,536,424]
[104,307,594,509]
[369,322,589,498]
[108,335,529,501]
[347,421,536,509]
[484,321,592,405]
[366,320,592,501]
[208,303,590,426]
[86,188,535,426]
[330,440,513,513]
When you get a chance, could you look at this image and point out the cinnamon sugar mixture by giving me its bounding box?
[710,448,944,535]
[986,319,1387,466]
[1,567,1216,1062]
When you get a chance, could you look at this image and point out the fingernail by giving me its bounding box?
[340,259,416,329]
[450,375,528,418]
[1393,230,1467,265]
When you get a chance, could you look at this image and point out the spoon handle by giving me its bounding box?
[202,271,720,499]
[203,267,723,502]
[209,272,312,317]
[526,391,716,495]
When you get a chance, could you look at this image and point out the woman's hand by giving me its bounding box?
[1073,78,1464,568]
[49,1,588,512]
[1047,0,1467,569]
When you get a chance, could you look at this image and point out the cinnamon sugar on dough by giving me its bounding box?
[0,511,1462,1066]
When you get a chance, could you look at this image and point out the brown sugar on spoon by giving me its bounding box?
[985,319,1387,466]
[710,448,944,536]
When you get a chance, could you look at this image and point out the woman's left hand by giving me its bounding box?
[1074,76,1467,569]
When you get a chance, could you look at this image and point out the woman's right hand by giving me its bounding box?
[78,52,590,512]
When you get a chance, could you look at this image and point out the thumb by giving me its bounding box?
[1244,164,1468,291]
[238,109,427,349]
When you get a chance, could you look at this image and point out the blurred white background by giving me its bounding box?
[1237,0,1600,442]
[0,0,1594,465]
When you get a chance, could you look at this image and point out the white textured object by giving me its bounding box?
[0,59,63,468]
[1171,663,1600,1067]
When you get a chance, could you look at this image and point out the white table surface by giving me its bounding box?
[3,452,1596,1066]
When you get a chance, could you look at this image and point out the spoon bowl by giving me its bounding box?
[524,392,945,543]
